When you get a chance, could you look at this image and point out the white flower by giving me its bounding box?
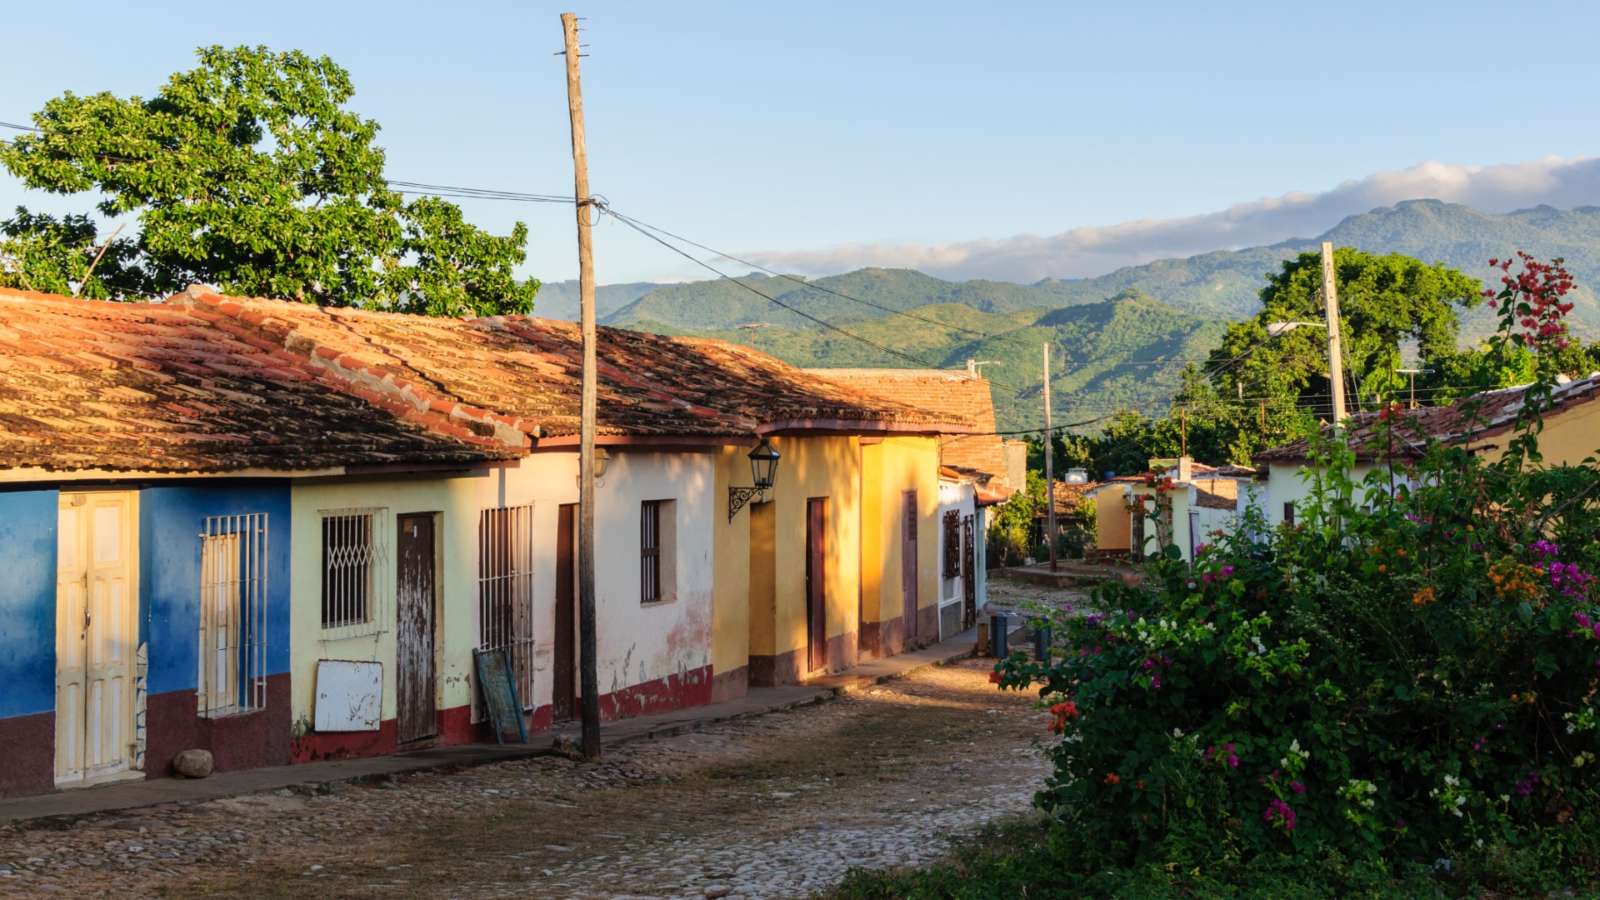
[1172,727,1184,738]
[1444,775,1459,786]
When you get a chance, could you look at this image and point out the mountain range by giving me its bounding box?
[535,201,1600,431]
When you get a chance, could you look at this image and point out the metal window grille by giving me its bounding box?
[199,514,269,717]
[477,505,536,710]
[641,500,663,604]
[942,510,962,579]
[1282,501,1295,526]
[320,509,390,638]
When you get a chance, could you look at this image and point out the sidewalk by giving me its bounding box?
[0,628,986,825]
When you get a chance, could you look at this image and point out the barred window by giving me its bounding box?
[942,509,962,579]
[641,500,677,604]
[478,505,535,710]
[199,514,269,717]
[321,509,389,637]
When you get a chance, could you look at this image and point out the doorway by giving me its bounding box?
[55,491,139,786]
[554,503,578,721]
[901,490,919,645]
[805,498,828,673]
[396,513,437,744]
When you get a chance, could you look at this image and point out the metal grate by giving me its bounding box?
[942,510,962,579]
[477,505,536,711]
[199,514,269,717]
[641,500,663,604]
[320,508,390,638]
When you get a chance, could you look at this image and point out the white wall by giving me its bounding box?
[936,479,976,639]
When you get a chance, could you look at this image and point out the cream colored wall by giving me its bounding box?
[289,448,718,730]
[768,435,862,659]
[858,443,884,629]
[711,446,752,678]
[290,476,482,729]
[1492,400,1600,466]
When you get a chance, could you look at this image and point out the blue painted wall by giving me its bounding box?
[0,489,59,718]
[140,484,293,695]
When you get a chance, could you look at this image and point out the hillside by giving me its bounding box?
[538,201,1600,429]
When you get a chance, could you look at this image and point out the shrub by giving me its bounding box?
[994,254,1600,892]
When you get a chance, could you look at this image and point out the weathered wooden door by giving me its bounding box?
[554,503,577,720]
[806,498,828,673]
[55,491,138,785]
[396,514,437,743]
[901,490,919,643]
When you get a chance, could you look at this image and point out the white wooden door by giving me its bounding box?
[55,491,138,785]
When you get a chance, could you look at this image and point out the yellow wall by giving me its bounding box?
[860,436,941,632]
[1094,487,1132,551]
[768,435,862,662]
[711,446,753,678]
[1491,399,1600,466]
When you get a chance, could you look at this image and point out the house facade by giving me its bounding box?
[0,289,516,797]
[1252,376,1600,529]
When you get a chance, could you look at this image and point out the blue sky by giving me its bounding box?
[3,1,1599,284]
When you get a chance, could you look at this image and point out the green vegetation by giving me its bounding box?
[0,46,538,315]
[880,257,1600,897]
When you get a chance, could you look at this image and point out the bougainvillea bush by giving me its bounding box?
[994,256,1600,892]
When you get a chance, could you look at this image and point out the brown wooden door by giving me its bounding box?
[554,503,577,721]
[902,491,918,643]
[397,514,437,743]
[806,498,828,673]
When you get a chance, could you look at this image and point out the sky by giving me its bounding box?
[3,1,1600,286]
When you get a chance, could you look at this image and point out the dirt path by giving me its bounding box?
[0,660,1048,899]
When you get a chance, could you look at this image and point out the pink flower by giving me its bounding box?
[1263,798,1297,833]
[1290,780,1306,795]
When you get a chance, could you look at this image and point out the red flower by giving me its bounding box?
[988,670,1002,684]
[1104,772,1121,785]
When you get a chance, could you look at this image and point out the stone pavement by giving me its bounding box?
[0,628,989,825]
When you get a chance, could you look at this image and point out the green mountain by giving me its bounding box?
[539,201,1600,430]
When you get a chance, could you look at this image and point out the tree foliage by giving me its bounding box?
[0,45,538,315]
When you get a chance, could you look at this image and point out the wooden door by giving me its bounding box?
[901,490,918,643]
[961,514,976,629]
[805,499,828,673]
[56,491,138,785]
[554,503,577,721]
[396,514,437,743]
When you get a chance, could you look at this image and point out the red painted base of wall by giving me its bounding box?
[145,673,292,777]
[293,665,716,764]
[711,666,748,704]
[0,711,56,798]
[859,621,883,660]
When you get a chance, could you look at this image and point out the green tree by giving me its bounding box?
[0,208,148,298]
[0,45,538,315]
[1204,248,1481,452]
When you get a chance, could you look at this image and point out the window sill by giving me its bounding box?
[639,596,678,608]
[198,707,265,720]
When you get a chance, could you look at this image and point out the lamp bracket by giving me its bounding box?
[728,486,766,522]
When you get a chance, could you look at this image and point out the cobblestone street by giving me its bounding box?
[0,659,1047,899]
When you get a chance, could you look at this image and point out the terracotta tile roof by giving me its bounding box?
[1044,480,1097,516]
[1254,375,1600,463]
[806,368,1003,487]
[1194,487,1238,510]
[173,290,964,443]
[0,289,523,474]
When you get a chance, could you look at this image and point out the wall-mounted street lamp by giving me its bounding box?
[729,437,780,522]
[575,447,609,487]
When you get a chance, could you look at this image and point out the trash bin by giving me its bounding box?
[1032,619,1052,661]
[989,613,1009,658]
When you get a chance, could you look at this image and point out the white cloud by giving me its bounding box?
[745,156,1600,282]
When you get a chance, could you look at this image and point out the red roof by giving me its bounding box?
[807,367,1005,488]
[1254,375,1600,463]
[0,289,522,473]
[172,290,968,444]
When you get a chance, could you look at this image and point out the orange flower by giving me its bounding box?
[1411,586,1436,607]
[1378,564,1387,574]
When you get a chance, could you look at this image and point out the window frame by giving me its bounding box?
[198,513,269,718]
[319,508,391,638]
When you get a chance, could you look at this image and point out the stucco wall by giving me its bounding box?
[0,488,59,719]
[711,446,753,699]
[768,434,862,672]
[288,450,716,745]
[860,436,941,652]
[1092,486,1132,552]
[140,484,293,694]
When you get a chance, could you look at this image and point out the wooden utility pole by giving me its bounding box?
[1320,242,1348,430]
[1179,405,1188,458]
[1042,343,1057,572]
[561,10,602,761]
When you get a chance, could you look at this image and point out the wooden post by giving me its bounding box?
[1320,242,1348,430]
[1042,343,1057,572]
[561,10,602,761]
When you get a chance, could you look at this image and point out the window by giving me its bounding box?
[321,508,389,636]
[199,513,268,717]
[942,510,962,580]
[478,504,535,710]
[1282,501,1295,526]
[640,500,677,604]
